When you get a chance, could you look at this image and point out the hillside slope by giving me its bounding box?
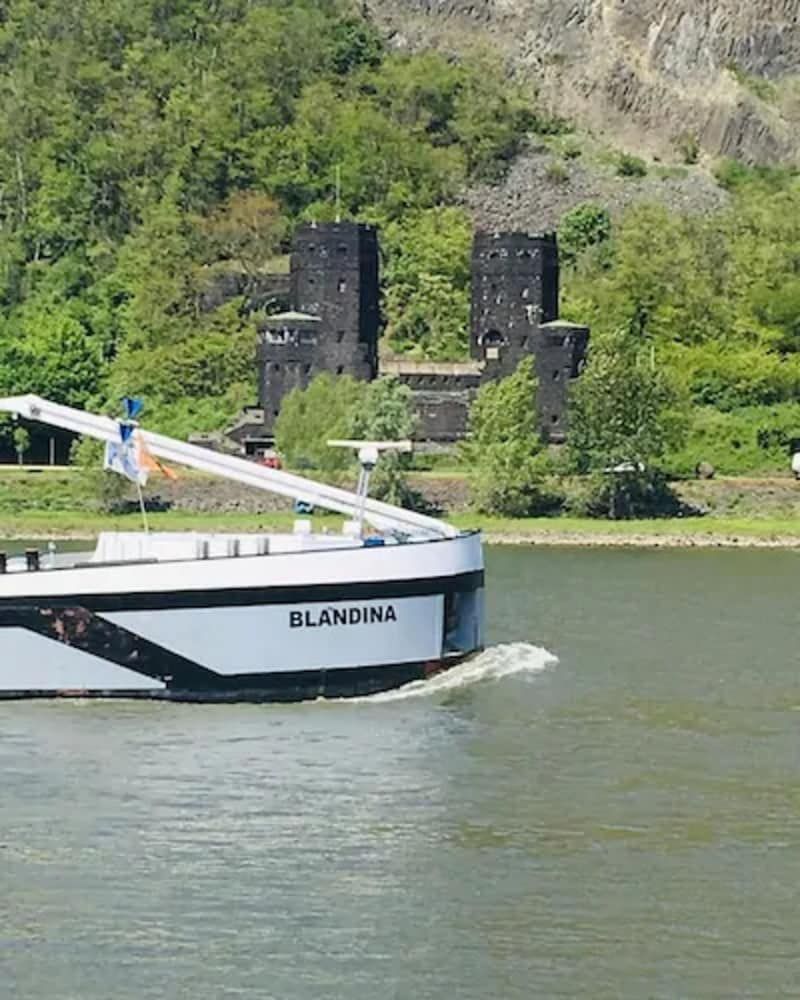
[368,0,800,165]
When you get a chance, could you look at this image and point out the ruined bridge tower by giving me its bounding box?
[470,231,589,443]
[291,220,380,381]
[257,221,380,437]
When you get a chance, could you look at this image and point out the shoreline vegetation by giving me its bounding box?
[2,466,800,548]
[3,510,800,550]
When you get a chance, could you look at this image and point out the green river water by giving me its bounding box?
[1,545,799,998]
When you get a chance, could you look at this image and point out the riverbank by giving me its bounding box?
[3,509,800,549]
[3,467,800,548]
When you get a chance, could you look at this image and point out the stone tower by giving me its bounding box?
[256,221,381,438]
[470,231,588,443]
[291,221,380,381]
[470,231,559,374]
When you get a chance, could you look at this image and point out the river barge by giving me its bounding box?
[0,396,483,702]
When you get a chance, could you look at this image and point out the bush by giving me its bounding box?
[617,154,648,178]
[559,202,612,265]
[568,470,685,519]
[680,345,800,410]
[472,446,563,517]
[545,161,569,185]
[667,404,800,476]
[676,133,700,165]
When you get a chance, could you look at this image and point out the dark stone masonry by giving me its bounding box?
[229,220,589,453]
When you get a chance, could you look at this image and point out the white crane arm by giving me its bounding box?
[0,395,458,539]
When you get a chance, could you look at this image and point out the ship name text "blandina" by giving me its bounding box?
[290,605,398,629]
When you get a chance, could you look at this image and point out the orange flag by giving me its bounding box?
[137,434,178,481]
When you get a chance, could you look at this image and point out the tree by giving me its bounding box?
[201,191,287,278]
[463,358,557,516]
[274,373,365,474]
[13,426,30,465]
[558,203,611,266]
[350,377,421,507]
[382,206,472,359]
[568,324,690,517]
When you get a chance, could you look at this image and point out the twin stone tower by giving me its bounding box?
[235,221,589,454]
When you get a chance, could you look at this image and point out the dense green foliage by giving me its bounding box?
[566,324,689,517]
[3,0,800,490]
[569,324,689,474]
[463,358,558,517]
[382,207,473,360]
[350,377,422,507]
[0,0,541,442]
[274,373,364,474]
[561,172,800,476]
[558,203,611,266]
[274,373,424,507]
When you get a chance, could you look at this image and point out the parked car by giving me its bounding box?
[255,451,282,470]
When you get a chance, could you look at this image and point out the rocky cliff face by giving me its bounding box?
[368,0,800,165]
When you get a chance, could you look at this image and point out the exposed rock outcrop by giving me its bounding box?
[368,0,800,165]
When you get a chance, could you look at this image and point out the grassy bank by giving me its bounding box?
[450,514,800,548]
[3,508,800,548]
[2,467,800,548]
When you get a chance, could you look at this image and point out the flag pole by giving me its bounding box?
[136,479,150,534]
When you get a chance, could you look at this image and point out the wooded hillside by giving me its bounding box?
[2,0,800,475]
[0,0,539,434]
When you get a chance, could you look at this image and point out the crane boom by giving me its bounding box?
[0,395,457,539]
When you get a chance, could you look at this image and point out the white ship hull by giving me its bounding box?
[0,394,485,702]
[0,532,484,702]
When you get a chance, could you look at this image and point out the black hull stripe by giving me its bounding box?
[0,570,484,613]
[1,606,223,688]
[0,655,475,703]
[1,602,478,694]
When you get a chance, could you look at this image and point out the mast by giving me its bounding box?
[0,395,457,539]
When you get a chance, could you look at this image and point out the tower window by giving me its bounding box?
[304,364,312,374]
[336,365,344,375]
[273,363,280,372]
[553,369,561,381]
[338,278,347,293]
[519,336,529,349]
[521,287,530,300]
[336,330,345,343]
[482,329,504,361]
[307,244,316,254]
[551,414,559,424]
[337,244,348,255]
[273,410,279,418]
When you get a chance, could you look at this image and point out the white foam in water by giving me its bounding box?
[350,643,558,704]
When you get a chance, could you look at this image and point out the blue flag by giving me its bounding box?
[122,397,144,420]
